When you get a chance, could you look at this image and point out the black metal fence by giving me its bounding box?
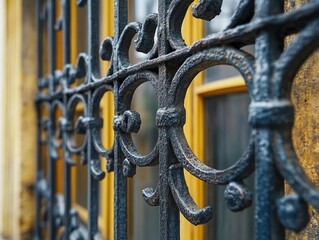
[35,0,319,239]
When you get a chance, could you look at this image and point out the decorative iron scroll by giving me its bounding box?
[34,0,319,239]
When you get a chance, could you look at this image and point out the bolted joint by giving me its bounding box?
[123,158,136,177]
[36,177,49,199]
[63,64,76,85]
[156,107,186,128]
[58,117,73,138]
[248,100,294,128]
[54,18,63,31]
[80,150,87,165]
[50,147,59,161]
[75,116,87,134]
[224,181,253,212]
[42,118,51,131]
[77,0,87,7]
[69,208,80,232]
[277,194,309,232]
[100,37,114,61]
[75,54,87,78]
[192,0,222,21]
[90,159,105,181]
[106,150,115,172]
[38,78,49,89]
[75,116,103,134]
[113,110,141,133]
[54,195,65,228]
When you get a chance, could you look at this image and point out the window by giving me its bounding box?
[37,1,115,239]
[181,1,255,239]
[5,0,319,239]
[127,2,160,239]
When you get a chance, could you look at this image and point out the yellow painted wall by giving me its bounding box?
[0,0,37,239]
[0,1,5,237]
[286,1,319,239]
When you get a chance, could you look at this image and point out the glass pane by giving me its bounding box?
[128,0,158,64]
[205,0,239,34]
[128,166,160,240]
[71,4,88,85]
[204,92,255,239]
[76,6,88,54]
[126,3,160,239]
[131,82,158,155]
[204,0,243,83]
[75,159,88,208]
[205,65,241,83]
[129,81,160,240]
[132,0,158,23]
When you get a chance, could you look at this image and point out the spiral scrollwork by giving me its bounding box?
[117,71,160,167]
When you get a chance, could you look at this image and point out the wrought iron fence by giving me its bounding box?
[34,0,319,239]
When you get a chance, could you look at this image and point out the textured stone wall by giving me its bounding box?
[286,0,319,238]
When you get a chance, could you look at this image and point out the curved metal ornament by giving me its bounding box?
[34,0,319,239]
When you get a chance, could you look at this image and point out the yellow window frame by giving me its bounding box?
[180,4,248,239]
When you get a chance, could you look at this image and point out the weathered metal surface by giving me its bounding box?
[34,0,319,239]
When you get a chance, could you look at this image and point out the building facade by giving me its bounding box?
[0,0,319,239]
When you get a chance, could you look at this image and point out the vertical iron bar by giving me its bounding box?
[88,0,100,78]
[35,0,43,239]
[62,0,71,238]
[254,0,285,239]
[158,134,180,240]
[48,1,56,239]
[113,0,128,45]
[62,0,70,64]
[48,109,56,240]
[88,148,100,239]
[35,105,42,240]
[48,0,56,93]
[158,1,180,239]
[37,0,43,80]
[113,144,127,240]
[88,1,100,238]
[62,129,71,239]
[113,1,128,239]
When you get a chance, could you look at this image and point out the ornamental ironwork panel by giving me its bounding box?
[34,0,319,239]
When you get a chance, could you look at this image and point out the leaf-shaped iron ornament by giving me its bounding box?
[77,0,87,7]
[116,14,159,68]
[226,0,255,29]
[192,0,223,21]
[169,165,213,225]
